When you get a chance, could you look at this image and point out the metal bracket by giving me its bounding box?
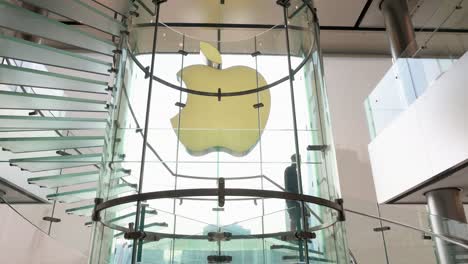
[208,232,232,242]
[124,230,160,242]
[144,66,151,79]
[28,110,39,116]
[276,0,291,8]
[212,207,224,211]
[43,216,61,223]
[92,198,104,222]
[175,102,186,108]
[373,226,391,232]
[207,255,232,263]
[422,233,432,240]
[108,67,118,74]
[217,88,222,101]
[307,144,328,152]
[336,198,346,221]
[253,103,264,109]
[295,231,316,240]
[178,49,188,56]
[218,178,225,207]
[251,51,262,57]
[56,150,71,156]
[112,49,123,55]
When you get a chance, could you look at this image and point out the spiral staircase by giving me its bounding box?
[0,0,138,223]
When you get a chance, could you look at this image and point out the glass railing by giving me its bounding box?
[365,0,468,139]
[343,197,468,263]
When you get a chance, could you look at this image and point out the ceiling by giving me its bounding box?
[139,0,468,56]
[7,0,468,56]
[388,160,468,204]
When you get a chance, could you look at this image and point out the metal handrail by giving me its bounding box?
[345,208,468,250]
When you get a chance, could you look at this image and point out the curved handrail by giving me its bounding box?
[345,208,468,250]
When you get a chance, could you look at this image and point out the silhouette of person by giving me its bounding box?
[284,154,301,232]
[284,154,304,261]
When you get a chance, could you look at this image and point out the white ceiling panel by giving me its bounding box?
[314,0,369,26]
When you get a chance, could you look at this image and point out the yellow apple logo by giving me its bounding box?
[170,42,271,157]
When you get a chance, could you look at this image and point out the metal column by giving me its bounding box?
[425,188,468,264]
[380,0,418,59]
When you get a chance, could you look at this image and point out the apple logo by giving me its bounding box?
[170,42,271,157]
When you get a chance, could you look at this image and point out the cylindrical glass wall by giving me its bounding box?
[90,1,349,263]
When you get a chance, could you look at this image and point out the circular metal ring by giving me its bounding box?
[126,1,317,97]
[95,188,343,240]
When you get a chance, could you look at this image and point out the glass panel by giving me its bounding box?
[65,204,95,216]
[384,222,439,263]
[66,201,135,217]
[47,182,135,203]
[0,64,108,94]
[21,0,123,36]
[0,136,104,153]
[9,153,103,172]
[28,168,130,188]
[0,90,107,112]
[0,115,107,130]
[0,35,111,75]
[0,1,116,55]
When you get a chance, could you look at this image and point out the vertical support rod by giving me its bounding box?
[253,36,267,264]
[281,2,309,263]
[170,34,186,264]
[132,2,163,263]
[425,188,468,264]
[136,205,147,262]
[377,204,390,264]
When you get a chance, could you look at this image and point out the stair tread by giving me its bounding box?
[0,136,104,153]
[9,153,102,172]
[47,183,136,203]
[0,1,116,55]
[28,168,129,188]
[0,64,108,94]
[0,35,111,75]
[0,115,107,131]
[0,90,107,112]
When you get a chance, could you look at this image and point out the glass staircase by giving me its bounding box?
[0,0,137,227]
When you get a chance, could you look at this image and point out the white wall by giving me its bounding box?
[323,55,392,263]
[0,205,88,264]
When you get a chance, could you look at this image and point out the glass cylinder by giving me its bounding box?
[90,1,349,263]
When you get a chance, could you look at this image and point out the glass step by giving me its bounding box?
[21,0,123,36]
[114,220,170,237]
[9,153,102,172]
[66,202,135,217]
[0,115,107,131]
[28,168,130,188]
[0,35,111,75]
[0,136,104,153]
[0,64,108,94]
[0,1,116,55]
[0,90,108,112]
[65,204,94,216]
[47,183,136,203]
